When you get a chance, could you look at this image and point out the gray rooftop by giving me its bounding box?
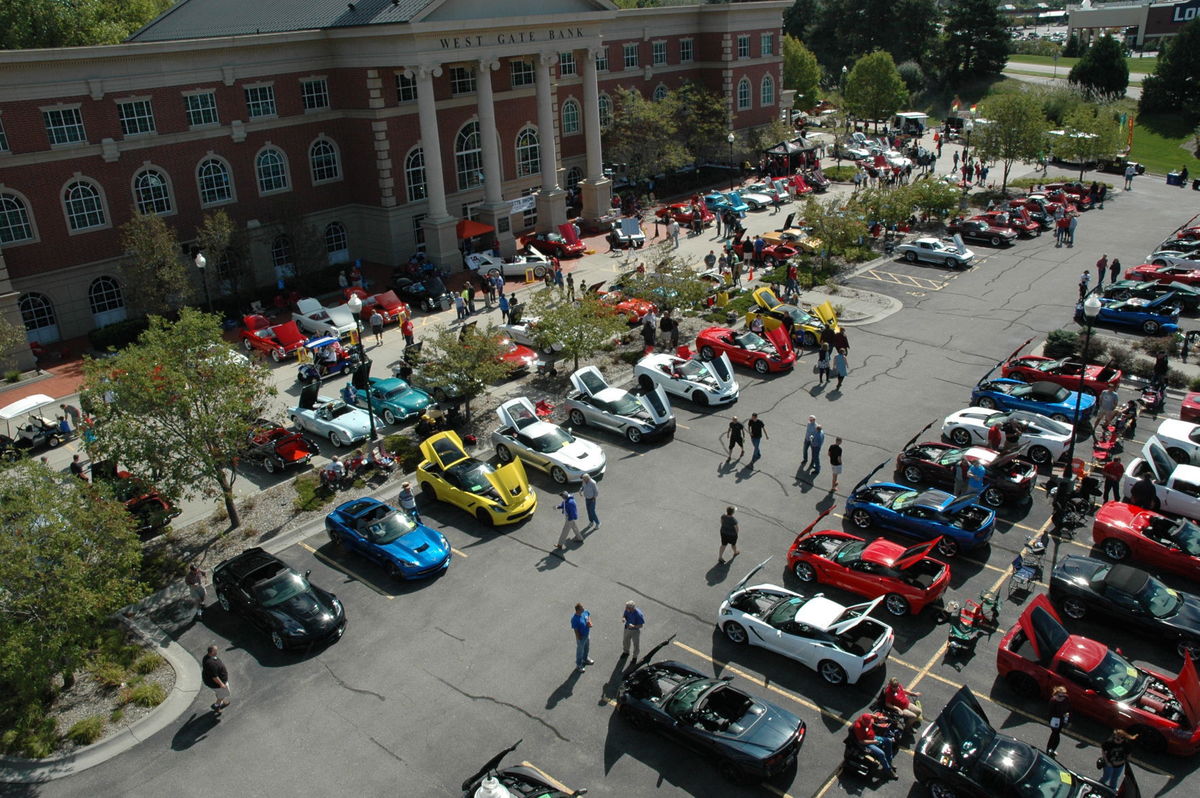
[128,0,440,42]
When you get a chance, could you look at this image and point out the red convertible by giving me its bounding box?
[734,238,800,266]
[242,420,319,474]
[1001,355,1122,393]
[997,595,1200,755]
[520,224,585,257]
[1091,501,1200,582]
[695,325,794,374]
[239,315,306,362]
[344,288,410,324]
[1125,262,1200,287]
[1183,392,1200,423]
[973,210,1040,238]
[587,283,656,323]
[1044,182,1094,210]
[787,511,950,615]
[91,460,181,537]
[656,203,715,227]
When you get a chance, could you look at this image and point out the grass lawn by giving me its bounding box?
[1002,67,1143,86]
[1008,54,1158,73]
[1130,114,1197,176]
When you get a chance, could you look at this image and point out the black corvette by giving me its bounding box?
[914,686,1113,798]
[212,548,346,651]
[616,660,805,783]
[1049,555,1200,659]
[460,740,586,797]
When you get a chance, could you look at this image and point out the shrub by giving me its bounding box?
[1190,375,1200,392]
[1103,342,1134,372]
[823,165,858,181]
[381,434,424,472]
[110,708,125,724]
[1168,368,1187,389]
[1129,356,1156,381]
[131,653,165,675]
[4,369,19,383]
[90,661,128,689]
[1135,335,1177,357]
[1044,329,1079,358]
[87,317,150,352]
[122,682,166,708]
[0,703,58,758]
[65,716,106,746]
[294,472,333,512]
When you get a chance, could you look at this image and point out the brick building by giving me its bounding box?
[0,0,787,355]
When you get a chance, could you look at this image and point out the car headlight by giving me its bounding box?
[282,620,307,636]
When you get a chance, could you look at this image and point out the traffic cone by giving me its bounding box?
[748,266,755,282]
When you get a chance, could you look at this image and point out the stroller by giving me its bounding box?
[1049,475,1101,535]
[1140,384,1165,415]
[943,590,1000,658]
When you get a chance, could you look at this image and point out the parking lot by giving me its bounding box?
[19,174,1200,798]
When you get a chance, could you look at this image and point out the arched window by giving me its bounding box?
[309,139,341,183]
[255,148,289,194]
[133,168,173,215]
[516,127,540,178]
[455,122,483,191]
[405,148,427,202]
[0,193,34,244]
[561,99,580,135]
[19,292,59,343]
[63,180,106,231]
[653,84,668,102]
[598,94,612,129]
[197,157,233,205]
[761,75,775,107]
[325,222,349,264]
[565,167,583,189]
[737,78,751,111]
[271,235,292,269]
[89,276,126,327]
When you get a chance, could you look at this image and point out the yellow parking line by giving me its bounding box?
[811,771,840,798]
[672,641,836,721]
[518,762,577,793]
[451,547,468,558]
[298,541,395,600]
[763,786,798,798]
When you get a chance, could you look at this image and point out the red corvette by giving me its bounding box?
[1044,182,1094,210]
[1182,392,1200,423]
[696,325,795,373]
[239,315,306,362]
[997,595,1200,755]
[734,239,800,266]
[591,287,656,323]
[1125,262,1200,286]
[656,203,715,227]
[973,210,1040,238]
[1001,355,1122,393]
[521,224,586,257]
[91,460,181,537]
[1091,501,1200,582]
[786,511,950,615]
[344,288,409,324]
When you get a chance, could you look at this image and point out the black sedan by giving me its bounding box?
[212,548,346,650]
[1049,555,1200,659]
[914,685,1113,798]
[460,741,586,797]
[616,660,805,783]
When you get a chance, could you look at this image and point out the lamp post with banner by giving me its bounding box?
[344,293,377,442]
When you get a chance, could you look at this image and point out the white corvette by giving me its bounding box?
[717,559,894,685]
[490,397,606,484]
[633,351,739,406]
[941,407,1073,466]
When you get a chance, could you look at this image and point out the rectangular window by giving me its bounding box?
[510,60,535,88]
[396,73,417,103]
[42,107,86,146]
[184,92,219,127]
[623,43,639,70]
[521,188,536,228]
[0,116,8,152]
[244,85,277,118]
[761,33,773,56]
[595,47,609,72]
[559,52,576,77]
[413,214,426,252]
[300,78,329,111]
[118,100,156,136]
[680,38,693,63]
[450,67,476,95]
[737,35,750,60]
[652,41,667,66]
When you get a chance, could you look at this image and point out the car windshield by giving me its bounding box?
[1085,650,1146,700]
[892,490,921,510]
[766,596,808,626]
[780,305,817,326]
[1013,752,1076,798]
[676,360,709,380]
[1133,576,1183,617]
[609,393,645,416]
[664,678,713,719]
[382,385,412,399]
[327,403,354,419]
[447,461,499,496]
[531,427,575,453]
[365,511,416,544]
[1171,520,1200,556]
[734,332,769,350]
[833,541,867,564]
[254,570,311,607]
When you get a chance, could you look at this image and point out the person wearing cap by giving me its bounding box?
[622,602,645,660]
[398,481,420,524]
[554,491,582,551]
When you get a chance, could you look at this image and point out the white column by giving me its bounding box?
[581,47,604,183]
[535,53,561,192]
[412,66,450,222]
[475,59,504,206]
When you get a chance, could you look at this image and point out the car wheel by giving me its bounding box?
[688,389,709,408]
[902,465,924,483]
[1005,671,1040,699]
[329,431,345,447]
[388,562,405,581]
[420,481,437,500]
[263,457,278,474]
[723,621,749,645]
[1179,639,1200,660]
[47,435,61,448]
[1132,726,1166,754]
[753,358,769,375]
[990,235,1001,246]
[1061,598,1087,620]
[884,593,910,616]
[327,529,344,549]
[946,258,960,270]
[637,374,655,392]
[977,397,996,409]
[495,444,514,463]
[904,250,917,263]
[981,487,1005,508]
[793,562,817,582]
[217,592,231,612]
[818,660,847,685]
[1152,259,1168,267]
[949,428,972,446]
[1050,413,1069,423]
[800,331,817,347]
[765,256,777,267]
[717,760,746,784]
[935,537,960,558]
[1168,446,1190,464]
[1101,538,1130,561]
[550,466,569,485]
[242,338,253,351]
[927,780,959,798]
[850,509,873,529]
[625,426,644,444]
[532,265,547,279]
[1028,445,1051,465]
[476,508,494,527]
[700,346,716,360]
[381,409,397,425]
[271,631,285,650]
[568,409,586,427]
[1143,320,1160,334]
[271,348,283,363]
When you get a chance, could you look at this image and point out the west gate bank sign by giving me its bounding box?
[438,27,586,49]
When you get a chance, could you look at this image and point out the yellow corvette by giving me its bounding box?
[745,286,839,348]
[417,431,537,526]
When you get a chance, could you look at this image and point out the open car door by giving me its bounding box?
[419,430,470,470]
[1017,594,1070,667]
[637,384,674,425]
[751,285,781,311]
[893,538,942,570]
[706,353,736,394]
[933,686,995,758]
[1142,437,1176,484]
[829,596,885,634]
[812,301,840,333]
[570,366,609,399]
[726,557,773,603]
[497,397,540,432]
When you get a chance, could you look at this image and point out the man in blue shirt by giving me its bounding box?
[571,603,594,672]
[554,491,582,551]
[622,601,645,660]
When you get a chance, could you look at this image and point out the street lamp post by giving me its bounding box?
[194,252,212,313]
[727,132,736,191]
[1063,294,1102,478]
[344,293,377,442]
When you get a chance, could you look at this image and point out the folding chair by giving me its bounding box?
[1008,553,1041,598]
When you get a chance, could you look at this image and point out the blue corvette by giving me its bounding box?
[971,378,1096,422]
[1076,293,1180,335]
[324,497,451,580]
[703,192,749,218]
[844,483,994,557]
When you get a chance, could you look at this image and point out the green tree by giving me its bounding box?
[1069,35,1129,102]
[1056,106,1124,181]
[0,460,143,704]
[418,323,511,420]
[783,0,822,41]
[1140,17,1200,123]
[195,210,250,300]
[0,314,24,371]
[975,92,1050,192]
[844,50,907,127]
[1062,33,1085,59]
[119,212,192,316]
[673,82,731,166]
[525,295,627,371]
[0,0,171,49]
[603,88,691,183]
[941,0,1009,85]
[783,36,822,110]
[615,253,712,314]
[807,0,939,76]
[906,178,962,220]
[80,309,275,528]
[855,186,913,229]
[803,196,868,265]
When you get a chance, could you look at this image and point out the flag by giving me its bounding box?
[951,97,961,112]
[969,103,977,115]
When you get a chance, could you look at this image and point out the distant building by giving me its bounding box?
[1068,0,1197,48]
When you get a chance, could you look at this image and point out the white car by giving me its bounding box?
[736,189,775,210]
[288,391,378,448]
[745,182,788,204]
[465,248,553,280]
[293,297,356,339]
[880,149,912,169]
[895,236,975,269]
[1122,437,1200,521]
[941,407,1073,466]
[1149,250,1200,269]
[1155,418,1200,465]
[633,351,739,406]
[717,559,894,685]
[563,365,675,443]
[490,397,606,484]
[611,217,646,248]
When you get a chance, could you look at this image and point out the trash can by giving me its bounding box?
[1167,172,1183,186]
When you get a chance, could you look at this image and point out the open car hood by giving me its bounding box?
[1167,651,1200,726]
[812,301,839,333]
[419,431,470,470]
[894,538,941,571]
[764,325,794,358]
[828,596,885,635]
[727,557,773,602]
[272,320,305,348]
[791,508,836,546]
[637,384,673,424]
[488,460,530,507]
[706,352,736,392]
[1142,436,1176,483]
[987,445,1027,471]
[943,492,982,514]
[496,397,540,432]
[558,223,582,246]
